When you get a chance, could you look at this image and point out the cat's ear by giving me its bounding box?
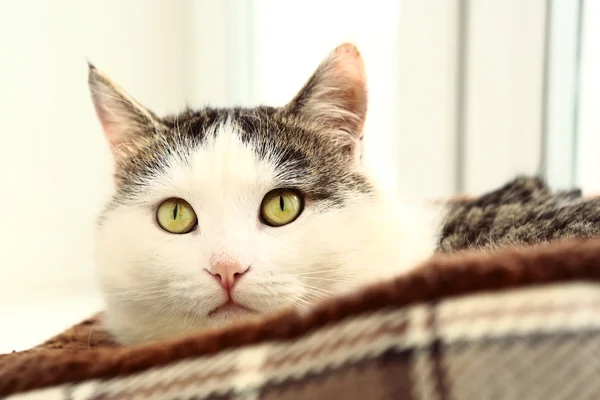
[88,63,163,152]
[284,43,367,140]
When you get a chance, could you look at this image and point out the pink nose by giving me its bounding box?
[209,261,248,291]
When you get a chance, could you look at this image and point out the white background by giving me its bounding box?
[0,0,596,352]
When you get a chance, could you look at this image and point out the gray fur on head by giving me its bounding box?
[89,43,372,209]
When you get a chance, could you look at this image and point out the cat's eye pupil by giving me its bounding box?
[156,198,197,234]
[260,189,303,227]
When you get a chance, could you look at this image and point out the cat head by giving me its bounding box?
[91,44,396,344]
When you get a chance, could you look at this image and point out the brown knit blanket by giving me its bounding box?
[3,177,600,400]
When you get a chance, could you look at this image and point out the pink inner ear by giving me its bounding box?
[331,44,367,86]
[100,122,123,149]
[92,102,125,149]
[323,44,368,130]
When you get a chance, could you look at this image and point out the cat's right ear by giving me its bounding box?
[283,43,367,141]
[88,63,163,153]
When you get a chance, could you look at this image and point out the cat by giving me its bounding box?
[90,43,444,345]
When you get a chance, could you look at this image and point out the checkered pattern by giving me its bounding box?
[8,282,600,400]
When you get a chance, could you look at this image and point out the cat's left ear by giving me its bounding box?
[88,63,164,153]
[284,43,367,143]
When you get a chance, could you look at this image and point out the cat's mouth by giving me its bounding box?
[208,300,256,317]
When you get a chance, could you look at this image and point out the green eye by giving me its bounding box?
[156,198,197,234]
[260,189,303,227]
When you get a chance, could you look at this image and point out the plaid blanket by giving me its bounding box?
[3,239,600,399]
[3,177,600,399]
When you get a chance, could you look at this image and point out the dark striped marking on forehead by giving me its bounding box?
[114,107,373,207]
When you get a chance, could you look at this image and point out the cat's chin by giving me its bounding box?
[204,302,261,327]
[207,301,257,317]
[103,301,268,345]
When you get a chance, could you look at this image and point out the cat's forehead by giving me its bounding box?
[164,120,279,201]
[113,107,373,206]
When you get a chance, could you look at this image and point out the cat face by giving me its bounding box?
[92,44,411,344]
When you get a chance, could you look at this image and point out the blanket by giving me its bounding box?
[3,177,600,399]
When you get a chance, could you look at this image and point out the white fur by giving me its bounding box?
[95,121,443,344]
